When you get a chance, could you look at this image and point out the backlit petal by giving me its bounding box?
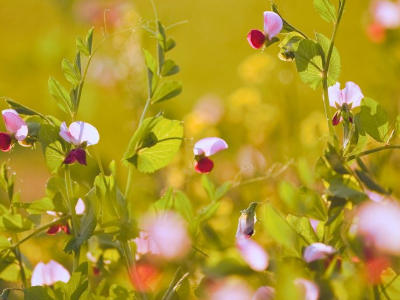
[2,109,28,141]
[328,82,342,108]
[342,81,364,108]
[75,198,85,215]
[0,133,12,152]
[294,278,319,300]
[303,243,336,263]
[193,137,228,156]
[247,30,266,49]
[47,260,70,284]
[263,11,283,40]
[236,238,269,272]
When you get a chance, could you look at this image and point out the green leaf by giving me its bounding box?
[347,114,368,156]
[5,99,47,120]
[24,286,55,300]
[325,143,349,174]
[161,59,180,77]
[294,39,324,90]
[76,36,90,57]
[355,169,388,194]
[38,124,66,174]
[109,285,135,300]
[381,268,400,299]
[153,187,174,212]
[86,27,94,55]
[62,59,81,85]
[152,81,182,104]
[297,186,327,221]
[48,77,73,115]
[328,178,367,204]
[360,98,389,143]
[0,236,11,252]
[165,38,176,51]
[313,0,337,23]
[13,197,67,215]
[0,214,34,233]
[174,191,194,222]
[287,215,319,244]
[316,33,341,86]
[0,288,11,299]
[123,117,184,173]
[201,175,216,201]
[74,51,81,76]
[65,263,92,300]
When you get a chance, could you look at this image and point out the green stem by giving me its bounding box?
[120,240,148,300]
[373,285,380,300]
[345,145,400,161]
[12,235,27,288]
[64,165,80,270]
[163,272,189,300]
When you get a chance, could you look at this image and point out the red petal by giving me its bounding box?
[47,225,61,235]
[332,111,342,126]
[247,30,266,49]
[64,149,77,164]
[0,132,12,152]
[75,148,87,166]
[61,223,71,235]
[194,157,214,174]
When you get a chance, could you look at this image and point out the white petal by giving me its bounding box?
[59,122,75,144]
[68,121,100,146]
[193,137,228,156]
[303,243,336,263]
[31,262,47,286]
[328,82,342,108]
[236,238,269,272]
[294,278,319,300]
[47,260,70,284]
[75,198,85,215]
[342,81,364,108]
[263,11,283,40]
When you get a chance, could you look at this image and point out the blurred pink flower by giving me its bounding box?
[141,211,190,260]
[193,137,228,173]
[0,109,28,152]
[209,280,254,300]
[133,231,161,260]
[31,260,70,286]
[236,238,269,272]
[356,201,400,255]
[59,121,99,166]
[303,243,336,263]
[371,0,400,29]
[367,22,386,43]
[252,286,275,300]
[294,278,319,300]
[46,199,84,235]
[247,12,283,49]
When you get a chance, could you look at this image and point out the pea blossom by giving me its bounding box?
[235,202,258,239]
[236,238,269,272]
[193,137,228,173]
[46,198,85,235]
[303,243,336,263]
[328,82,364,125]
[294,278,319,300]
[0,109,28,152]
[133,231,161,260]
[31,260,70,286]
[247,12,283,49]
[59,121,99,165]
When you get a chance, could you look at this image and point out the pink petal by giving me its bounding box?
[31,262,48,286]
[303,243,336,263]
[193,137,228,156]
[372,0,400,29]
[328,82,342,108]
[59,122,77,145]
[247,30,266,49]
[210,280,254,300]
[309,219,320,233]
[252,286,275,300]
[342,82,364,108]
[294,278,319,300]
[133,231,161,260]
[0,133,11,152]
[47,260,70,284]
[59,121,99,146]
[236,238,269,272]
[263,11,283,40]
[2,109,28,141]
[75,198,85,215]
[194,157,214,174]
[332,111,342,126]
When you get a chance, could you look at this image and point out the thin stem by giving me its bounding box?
[164,271,189,300]
[12,235,27,288]
[373,285,380,300]
[65,165,80,270]
[161,267,181,300]
[345,145,400,161]
[120,240,148,300]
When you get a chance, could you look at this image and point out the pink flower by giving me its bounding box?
[252,286,275,300]
[294,278,319,300]
[133,231,161,260]
[236,238,269,272]
[46,199,85,235]
[31,260,70,286]
[303,243,336,263]
[328,82,364,126]
[0,109,28,152]
[309,219,320,233]
[141,211,191,260]
[247,12,283,49]
[356,201,400,255]
[209,280,254,300]
[371,0,400,29]
[59,121,99,165]
[193,137,228,173]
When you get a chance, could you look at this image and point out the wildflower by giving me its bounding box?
[31,260,70,286]
[328,82,364,125]
[235,202,258,239]
[141,211,191,260]
[133,231,161,260]
[252,286,275,300]
[59,121,99,165]
[46,198,85,235]
[294,278,319,300]
[247,12,283,49]
[303,243,336,263]
[193,137,228,173]
[371,0,400,29]
[236,238,269,272]
[209,279,254,300]
[0,109,28,152]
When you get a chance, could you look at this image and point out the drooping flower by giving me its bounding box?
[193,137,228,173]
[46,198,85,235]
[252,286,275,300]
[235,202,258,239]
[141,211,191,260]
[236,238,269,272]
[294,278,319,300]
[328,82,364,125]
[0,109,28,152]
[247,12,283,49]
[355,201,400,256]
[133,231,161,260]
[59,121,99,165]
[303,243,336,263]
[31,260,70,286]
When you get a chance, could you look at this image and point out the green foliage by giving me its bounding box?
[0,214,34,233]
[62,59,81,86]
[316,33,341,86]
[24,286,55,300]
[313,0,337,23]
[123,116,184,173]
[152,81,183,104]
[38,124,67,174]
[152,187,194,222]
[48,77,73,115]
[360,97,389,143]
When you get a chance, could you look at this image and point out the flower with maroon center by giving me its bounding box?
[328,81,364,126]
[193,137,228,174]
[247,11,283,49]
[0,109,28,152]
[59,121,100,165]
[46,198,85,235]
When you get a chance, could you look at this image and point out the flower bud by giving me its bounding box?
[247,30,266,49]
